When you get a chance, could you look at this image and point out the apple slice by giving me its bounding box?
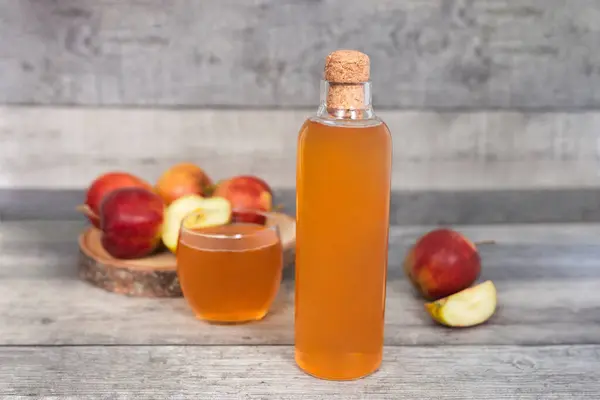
[161,195,231,253]
[162,195,205,253]
[182,197,232,230]
[424,280,497,327]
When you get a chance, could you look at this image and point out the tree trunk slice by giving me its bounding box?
[78,212,296,298]
[78,229,182,298]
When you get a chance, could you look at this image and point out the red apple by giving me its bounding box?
[155,162,213,205]
[213,175,273,212]
[100,187,165,259]
[231,210,267,226]
[403,228,481,300]
[81,172,153,229]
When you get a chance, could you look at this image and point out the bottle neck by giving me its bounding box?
[317,80,374,120]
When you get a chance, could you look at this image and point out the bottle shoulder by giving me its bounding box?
[298,117,391,146]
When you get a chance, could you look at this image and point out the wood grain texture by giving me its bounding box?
[1,345,599,399]
[1,107,600,191]
[78,227,183,298]
[7,188,600,225]
[2,0,600,109]
[2,220,600,346]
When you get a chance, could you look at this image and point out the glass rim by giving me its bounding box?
[179,208,277,240]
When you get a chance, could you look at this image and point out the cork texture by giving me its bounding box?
[326,84,365,113]
[324,50,370,112]
[324,50,370,83]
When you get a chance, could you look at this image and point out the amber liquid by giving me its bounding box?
[295,118,392,380]
[177,223,283,322]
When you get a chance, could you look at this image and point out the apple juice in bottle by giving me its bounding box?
[295,50,392,380]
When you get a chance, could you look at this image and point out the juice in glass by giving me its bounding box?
[177,211,283,323]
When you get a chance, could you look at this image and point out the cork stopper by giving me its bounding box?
[324,50,370,83]
[323,50,370,116]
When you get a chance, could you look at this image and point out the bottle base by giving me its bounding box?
[295,349,382,381]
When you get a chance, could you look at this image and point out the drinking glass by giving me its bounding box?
[176,209,283,323]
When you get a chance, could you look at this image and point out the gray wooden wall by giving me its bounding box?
[1,0,600,223]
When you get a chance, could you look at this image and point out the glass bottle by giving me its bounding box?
[294,50,392,380]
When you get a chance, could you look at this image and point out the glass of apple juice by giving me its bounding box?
[176,209,283,323]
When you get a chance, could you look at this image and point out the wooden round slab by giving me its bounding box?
[78,212,296,297]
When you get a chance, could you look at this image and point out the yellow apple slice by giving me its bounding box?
[182,196,232,230]
[161,195,232,253]
[424,280,497,327]
[162,195,206,253]
[162,195,232,253]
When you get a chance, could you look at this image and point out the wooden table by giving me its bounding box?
[1,221,600,399]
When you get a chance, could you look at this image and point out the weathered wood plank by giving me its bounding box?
[1,221,599,346]
[1,107,599,191]
[2,0,600,109]
[7,188,600,225]
[1,345,599,399]
[3,277,598,347]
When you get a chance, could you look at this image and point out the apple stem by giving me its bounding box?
[76,204,98,219]
[203,183,217,197]
[474,240,496,246]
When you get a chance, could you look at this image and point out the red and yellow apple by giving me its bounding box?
[80,172,153,229]
[213,175,272,224]
[161,195,232,253]
[99,187,165,259]
[155,163,213,206]
[403,228,481,300]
